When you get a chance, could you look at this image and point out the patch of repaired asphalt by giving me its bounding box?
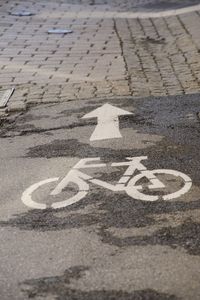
[1,93,199,138]
[1,189,200,255]
[100,218,200,256]
[24,137,198,186]
[21,266,179,299]
[25,138,136,160]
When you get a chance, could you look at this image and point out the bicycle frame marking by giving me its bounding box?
[21,156,192,210]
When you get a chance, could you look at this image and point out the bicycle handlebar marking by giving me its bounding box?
[21,156,192,210]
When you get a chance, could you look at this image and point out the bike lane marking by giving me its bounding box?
[82,104,133,141]
[21,156,193,209]
[2,94,198,212]
[22,178,59,210]
[1,92,200,300]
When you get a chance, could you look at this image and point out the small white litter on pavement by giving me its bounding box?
[10,11,34,16]
[47,29,73,34]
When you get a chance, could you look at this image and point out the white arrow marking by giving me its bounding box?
[82,103,133,141]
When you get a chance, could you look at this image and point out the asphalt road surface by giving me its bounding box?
[1,0,200,299]
[68,0,200,12]
[1,93,200,299]
[125,0,200,11]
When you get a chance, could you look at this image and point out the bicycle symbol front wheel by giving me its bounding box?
[126,169,192,202]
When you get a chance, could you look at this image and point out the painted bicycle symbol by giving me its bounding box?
[22,156,192,210]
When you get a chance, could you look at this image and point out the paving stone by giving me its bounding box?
[7,100,27,112]
[0,0,200,105]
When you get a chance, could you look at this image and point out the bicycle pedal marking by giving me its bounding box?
[21,156,193,210]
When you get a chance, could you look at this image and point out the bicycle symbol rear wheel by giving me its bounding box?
[21,173,89,210]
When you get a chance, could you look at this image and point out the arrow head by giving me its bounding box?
[82,103,133,119]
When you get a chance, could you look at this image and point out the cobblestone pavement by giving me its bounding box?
[116,14,200,97]
[0,0,200,108]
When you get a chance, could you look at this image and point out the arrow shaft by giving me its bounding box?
[82,103,133,141]
[90,117,121,141]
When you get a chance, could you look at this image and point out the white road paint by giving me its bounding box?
[126,169,192,202]
[51,170,90,209]
[0,88,15,108]
[22,157,192,210]
[82,104,133,141]
[73,157,106,169]
[21,178,59,210]
[40,4,200,19]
